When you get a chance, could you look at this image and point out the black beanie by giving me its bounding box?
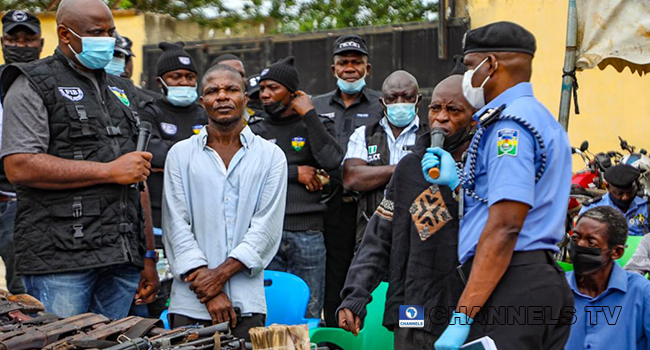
[156,42,198,77]
[259,56,299,92]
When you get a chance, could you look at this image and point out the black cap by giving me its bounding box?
[247,73,261,96]
[605,164,640,189]
[2,11,41,35]
[259,56,299,92]
[463,21,536,56]
[333,35,368,56]
[114,32,135,57]
[156,42,198,77]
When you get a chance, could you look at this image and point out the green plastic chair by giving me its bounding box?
[309,282,394,350]
[619,235,643,267]
[557,260,573,272]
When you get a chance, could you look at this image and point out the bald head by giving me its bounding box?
[428,74,476,136]
[381,70,419,96]
[57,0,112,25]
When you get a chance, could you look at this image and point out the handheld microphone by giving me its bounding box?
[136,121,152,152]
[428,128,446,179]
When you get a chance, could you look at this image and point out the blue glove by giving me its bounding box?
[422,147,460,190]
[434,312,474,350]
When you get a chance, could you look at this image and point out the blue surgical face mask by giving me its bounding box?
[161,80,198,107]
[336,73,366,94]
[67,28,115,70]
[383,100,417,127]
[105,57,125,76]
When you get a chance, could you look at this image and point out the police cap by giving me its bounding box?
[333,35,368,56]
[463,21,536,57]
[605,164,640,190]
[2,10,41,35]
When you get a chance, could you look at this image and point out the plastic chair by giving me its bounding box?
[619,235,643,267]
[264,270,320,329]
[557,261,573,272]
[309,282,394,350]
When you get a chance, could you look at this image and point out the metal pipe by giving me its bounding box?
[558,0,578,131]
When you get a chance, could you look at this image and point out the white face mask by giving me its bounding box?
[462,57,495,110]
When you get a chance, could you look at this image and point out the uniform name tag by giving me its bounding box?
[356,113,369,118]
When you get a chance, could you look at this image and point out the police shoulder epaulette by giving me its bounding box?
[478,104,506,127]
[585,195,603,206]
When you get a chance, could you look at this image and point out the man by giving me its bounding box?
[422,21,574,349]
[105,32,134,79]
[338,73,477,350]
[581,164,648,236]
[246,73,265,119]
[343,70,427,243]
[0,0,159,319]
[566,206,650,350]
[312,34,384,326]
[0,10,44,295]
[249,56,344,319]
[162,64,287,341]
[143,42,207,229]
[211,54,246,80]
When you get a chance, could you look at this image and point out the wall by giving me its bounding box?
[466,0,650,168]
[0,10,146,85]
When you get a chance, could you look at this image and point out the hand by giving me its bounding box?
[108,152,153,185]
[298,166,323,192]
[338,308,361,336]
[206,292,237,328]
[422,147,460,190]
[434,312,473,350]
[186,267,226,303]
[290,91,315,116]
[134,258,160,305]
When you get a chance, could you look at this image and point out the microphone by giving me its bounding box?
[428,128,446,179]
[136,121,152,152]
[132,122,152,189]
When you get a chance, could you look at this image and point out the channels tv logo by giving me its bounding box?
[399,305,424,328]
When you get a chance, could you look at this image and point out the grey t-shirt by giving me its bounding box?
[1,71,101,159]
[1,75,49,158]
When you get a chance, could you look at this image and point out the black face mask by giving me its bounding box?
[443,123,475,153]
[610,194,633,213]
[263,100,288,118]
[569,241,609,275]
[2,45,40,64]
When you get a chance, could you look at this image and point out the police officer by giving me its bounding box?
[250,56,344,319]
[422,22,574,349]
[0,0,159,319]
[342,70,428,243]
[0,9,44,296]
[581,164,648,236]
[312,34,384,326]
[142,42,207,230]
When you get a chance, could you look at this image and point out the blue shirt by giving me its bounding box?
[459,83,572,263]
[344,116,420,165]
[162,126,287,319]
[566,263,650,350]
[580,193,649,236]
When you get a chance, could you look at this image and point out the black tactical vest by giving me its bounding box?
[356,119,429,242]
[0,49,146,274]
[0,64,15,194]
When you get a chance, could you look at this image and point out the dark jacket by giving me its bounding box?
[338,134,464,334]
[141,98,207,228]
[249,109,344,231]
[0,49,146,274]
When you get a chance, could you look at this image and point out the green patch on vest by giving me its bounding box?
[291,137,305,152]
[109,86,130,107]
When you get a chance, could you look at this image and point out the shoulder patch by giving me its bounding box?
[497,128,518,157]
[160,122,178,135]
[409,185,452,241]
[58,87,84,102]
[109,86,130,107]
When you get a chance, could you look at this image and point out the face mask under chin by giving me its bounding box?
[443,123,475,153]
[263,100,288,117]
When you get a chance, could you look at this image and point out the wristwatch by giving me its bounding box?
[144,250,158,262]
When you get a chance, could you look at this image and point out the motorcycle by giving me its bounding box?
[618,136,650,197]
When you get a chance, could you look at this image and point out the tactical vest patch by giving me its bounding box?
[409,185,452,241]
[291,137,306,151]
[109,86,130,107]
[192,124,203,134]
[160,122,178,135]
[58,87,84,102]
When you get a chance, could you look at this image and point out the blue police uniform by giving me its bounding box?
[459,82,572,264]
[580,193,649,236]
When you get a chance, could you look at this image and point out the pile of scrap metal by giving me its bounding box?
[0,290,246,350]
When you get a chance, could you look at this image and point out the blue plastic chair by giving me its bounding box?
[264,270,321,329]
